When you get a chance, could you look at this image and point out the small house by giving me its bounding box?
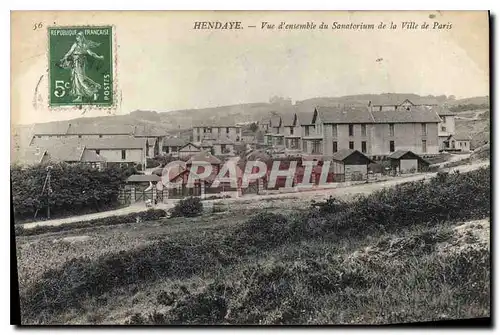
[388,150,430,174]
[162,137,186,157]
[454,135,472,153]
[178,142,202,159]
[330,149,375,182]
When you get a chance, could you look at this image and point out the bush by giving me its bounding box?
[305,167,490,238]
[169,197,203,218]
[15,209,167,237]
[11,163,133,221]
[19,167,491,324]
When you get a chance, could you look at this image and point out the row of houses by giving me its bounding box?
[122,147,431,203]
[260,98,471,158]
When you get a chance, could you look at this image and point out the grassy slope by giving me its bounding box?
[16,168,491,325]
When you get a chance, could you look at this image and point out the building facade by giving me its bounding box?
[192,125,242,143]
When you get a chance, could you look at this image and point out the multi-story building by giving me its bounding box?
[192,124,242,143]
[431,106,457,150]
[280,112,311,153]
[29,122,165,158]
[263,115,284,147]
[30,137,148,170]
[298,105,441,157]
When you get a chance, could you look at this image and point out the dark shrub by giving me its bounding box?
[308,167,490,238]
[11,163,133,221]
[169,197,203,218]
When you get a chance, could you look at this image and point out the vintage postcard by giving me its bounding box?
[11,11,490,326]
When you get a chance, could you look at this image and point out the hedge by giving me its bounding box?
[11,163,135,221]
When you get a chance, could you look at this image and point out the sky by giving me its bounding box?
[11,10,489,125]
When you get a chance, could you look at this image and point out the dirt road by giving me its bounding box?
[21,160,489,229]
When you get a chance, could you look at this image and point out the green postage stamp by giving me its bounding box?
[48,26,113,107]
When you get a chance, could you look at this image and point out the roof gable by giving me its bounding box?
[179,142,201,151]
[15,148,48,165]
[163,138,186,147]
[187,150,222,165]
[331,149,374,164]
[32,122,70,135]
[31,137,147,150]
[316,106,374,124]
[388,150,429,164]
[67,124,135,135]
[371,106,442,123]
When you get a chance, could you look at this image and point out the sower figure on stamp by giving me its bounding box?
[60,31,104,102]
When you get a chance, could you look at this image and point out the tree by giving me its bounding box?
[249,122,259,133]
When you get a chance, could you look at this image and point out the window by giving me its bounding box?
[333,141,338,153]
[421,123,427,136]
[226,127,230,134]
[361,141,367,153]
[78,135,82,138]
[389,140,395,152]
[422,140,427,153]
[305,126,310,137]
[197,136,201,142]
[312,140,322,154]
[99,134,103,138]
[95,149,100,155]
[332,124,338,137]
[349,141,354,150]
[349,124,354,136]
[302,140,307,151]
[389,124,395,136]
[441,126,446,132]
[361,124,367,137]
[290,127,294,135]
[221,144,226,152]
[121,150,126,160]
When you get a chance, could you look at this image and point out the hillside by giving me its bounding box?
[16,166,490,324]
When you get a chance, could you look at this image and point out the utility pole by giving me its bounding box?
[46,167,52,219]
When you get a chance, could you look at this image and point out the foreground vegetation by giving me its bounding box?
[16,167,491,325]
[11,163,137,221]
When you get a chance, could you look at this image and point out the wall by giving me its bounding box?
[400,159,418,173]
[323,124,371,155]
[344,164,368,180]
[95,148,144,164]
[456,140,471,152]
[370,122,439,156]
[193,127,242,142]
[438,115,456,137]
[213,143,235,155]
[179,143,201,158]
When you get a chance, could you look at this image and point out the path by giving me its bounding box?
[21,160,489,229]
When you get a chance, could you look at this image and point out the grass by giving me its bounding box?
[15,167,491,325]
[15,209,168,237]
